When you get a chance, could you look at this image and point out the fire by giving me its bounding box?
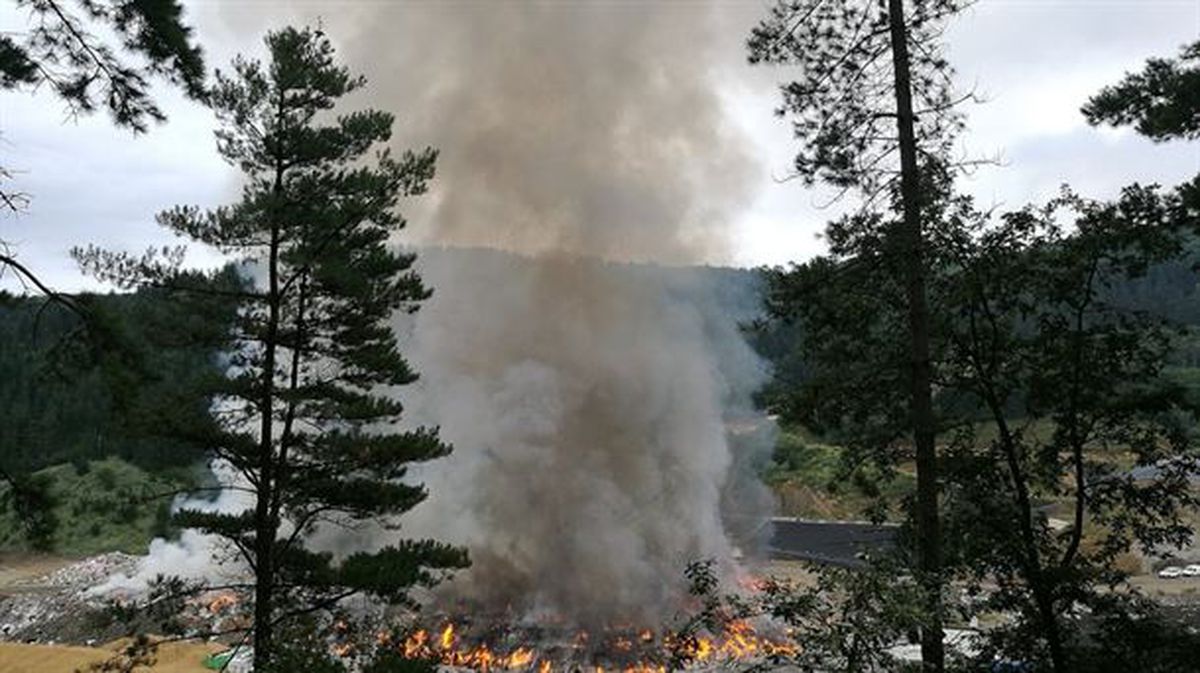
[693,637,713,661]
[403,628,429,658]
[509,648,534,668]
[667,620,798,664]
[205,592,238,614]
[382,620,796,672]
[332,642,354,658]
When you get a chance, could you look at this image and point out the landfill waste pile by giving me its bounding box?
[0,553,138,644]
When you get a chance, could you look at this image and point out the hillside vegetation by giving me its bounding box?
[0,457,197,557]
[2,248,1199,553]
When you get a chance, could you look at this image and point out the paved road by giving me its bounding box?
[766,518,898,567]
[1128,458,1200,482]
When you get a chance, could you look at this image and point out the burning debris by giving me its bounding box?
[0,553,254,646]
[0,550,802,671]
[332,618,799,672]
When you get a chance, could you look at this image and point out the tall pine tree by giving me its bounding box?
[75,26,468,669]
[748,3,972,668]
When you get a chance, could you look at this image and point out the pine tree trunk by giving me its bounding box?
[1034,582,1066,673]
[886,1,944,670]
[253,159,286,672]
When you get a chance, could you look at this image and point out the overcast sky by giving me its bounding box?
[1,0,1197,293]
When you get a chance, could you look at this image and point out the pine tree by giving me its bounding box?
[1,0,205,135]
[751,36,1200,671]
[1082,40,1200,142]
[747,3,972,669]
[75,26,468,670]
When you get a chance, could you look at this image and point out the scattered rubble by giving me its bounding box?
[42,553,139,591]
[0,553,138,644]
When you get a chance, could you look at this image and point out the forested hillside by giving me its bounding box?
[0,243,1194,552]
[0,272,239,475]
[755,235,1200,420]
[5,243,1198,487]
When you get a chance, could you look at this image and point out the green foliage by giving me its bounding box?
[766,423,916,522]
[755,155,1198,673]
[763,564,927,673]
[1067,596,1200,673]
[0,0,206,233]
[262,618,348,673]
[749,8,976,665]
[1083,40,1200,141]
[0,271,240,475]
[765,426,843,485]
[75,26,467,668]
[747,0,968,195]
[0,0,205,132]
[0,279,235,549]
[0,457,194,556]
[937,187,1198,665]
[752,28,1200,667]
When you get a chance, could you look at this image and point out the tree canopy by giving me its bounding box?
[75,26,468,670]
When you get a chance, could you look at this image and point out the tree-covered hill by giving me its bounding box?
[1,243,1196,543]
[0,268,241,476]
[6,243,1199,479]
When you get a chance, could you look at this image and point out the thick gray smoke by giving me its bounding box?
[203,1,775,625]
[393,250,771,625]
[335,2,758,265]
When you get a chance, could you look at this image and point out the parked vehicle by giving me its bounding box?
[1183,564,1200,577]
[1158,566,1184,579]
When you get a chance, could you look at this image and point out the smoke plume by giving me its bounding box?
[392,251,770,625]
[202,1,774,625]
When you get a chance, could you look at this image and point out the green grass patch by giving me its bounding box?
[764,424,844,487]
[0,457,198,557]
[765,423,914,521]
[1165,365,1200,404]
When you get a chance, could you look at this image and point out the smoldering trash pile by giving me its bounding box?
[0,552,247,646]
[0,553,802,672]
[0,553,137,644]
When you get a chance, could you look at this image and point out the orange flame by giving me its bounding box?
[332,642,354,657]
[205,592,238,614]
[382,620,795,671]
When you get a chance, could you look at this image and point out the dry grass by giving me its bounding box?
[0,554,74,591]
[0,638,222,673]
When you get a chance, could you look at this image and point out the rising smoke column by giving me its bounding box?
[395,250,770,625]
[206,1,773,625]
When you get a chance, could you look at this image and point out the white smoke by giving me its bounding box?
[93,460,253,596]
